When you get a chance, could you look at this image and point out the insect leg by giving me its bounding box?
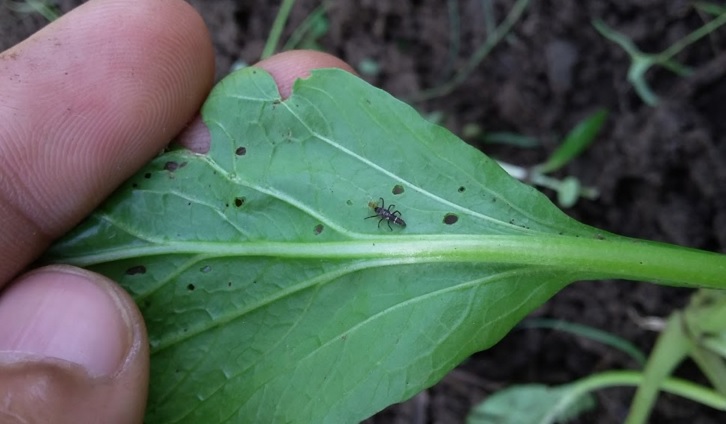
[379,197,385,209]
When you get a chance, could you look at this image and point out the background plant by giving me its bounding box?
[467,289,726,424]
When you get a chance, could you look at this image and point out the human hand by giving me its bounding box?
[0,1,352,422]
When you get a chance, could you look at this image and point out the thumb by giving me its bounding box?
[0,266,148,424]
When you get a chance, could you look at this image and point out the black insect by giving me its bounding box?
[365,197,407,231]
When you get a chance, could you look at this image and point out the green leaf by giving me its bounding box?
[466,384,596,424]
[46,68,726,423]
[695,1,726,16]
[536,109,608,174]
[520,318,647,367]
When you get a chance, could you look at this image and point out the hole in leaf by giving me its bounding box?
[125,265,146,275]
[443,213,459,225]
[200,265,211,273]
[227,282,232,287]
[458,186,466,193]
[392,184,405,195]
[234,197,245,207]
[187,283,195,291]
[164,161,179,171]
[346,200,353,206]
[235,146,247,156]
[132,183,138,188]
[314,224,324,235]
[144,173,151,179]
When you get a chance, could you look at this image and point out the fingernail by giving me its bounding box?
[0,266,134,377]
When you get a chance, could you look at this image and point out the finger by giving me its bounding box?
[254,49,357,98]
[0,266,149,424]
[0,0,215,284]
[177,49,356,152]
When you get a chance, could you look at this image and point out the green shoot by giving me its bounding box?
[467,371,726,424]
[6,0,59,21]
[695,1,726,16]
[495,109,607,208]
[282,2,330,51]
[593,9,726,106]
[411,0,531,101]
[473,290,726,424]
[534,109,608,174]
[481,0,497,37]
[519,318,647,366]
[627,290,726,423]
[498,162,598,208]
[441,0,462,82]
[262,0,332,58]
[261,0,297,60]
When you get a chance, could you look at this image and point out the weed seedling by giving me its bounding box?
[496,109,608,208]
[593,6,726,106]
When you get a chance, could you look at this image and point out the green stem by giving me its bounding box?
[411,0,530,101]
[261,0,297,60]
[520,318,647,366]
[54,235,726,289]
[571,371,726,412]
[658,10,726,62]
[625,314,691,424]
[282,2,327,51]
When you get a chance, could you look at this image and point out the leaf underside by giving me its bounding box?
[48,68,607,423]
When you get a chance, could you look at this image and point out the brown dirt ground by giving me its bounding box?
[4,1,726,423]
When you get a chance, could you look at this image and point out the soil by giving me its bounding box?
[4,1,726,423]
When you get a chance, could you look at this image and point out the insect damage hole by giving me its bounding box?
[125,265,146,275]
[235,146,247,156]
[443,213,459,225]
[234,197,245,207]
[392,184,405,195]
[314,224,324,235]
[164,161,179,171]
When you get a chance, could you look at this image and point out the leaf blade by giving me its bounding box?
[47,68,705,423]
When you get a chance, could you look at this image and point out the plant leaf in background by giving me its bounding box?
[534,109,608,175]
[466,383,596,424]
[46,68,726,423]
